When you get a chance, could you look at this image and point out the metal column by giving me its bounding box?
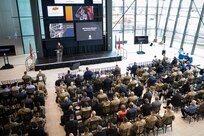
[191,3,204,55]
[133,0,137,37]
[30,0,43,58]
[122,0,125,44]
[106,0,112,51]
[169,0,183,48]
[180,0,194,49]
[145,0,148,36]
[162,0,173,42]
[154,0,159,42]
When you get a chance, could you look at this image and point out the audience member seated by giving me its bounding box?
[162,106,175,122]
[60,97,73,112]
[102,74,113,92]
[80,92,91,106]
[84,110,102,129]
[141,98,152,116]
[64,70,74,85]
[151,96,161,114]
[55,76,64,87]
[97,89,108,103]
[106,123,118,136]
[117,104,127,122]
[126,102,137,121]
[28,122,47,136]
[130,114,146,135]
[93,76,103,93]
[113,65,121,77]
[61,105,77,126]
[75,74,84,87]
[133,82,144,98]
[81,127,93,136]
[64,114,78,136]
[143,88,153,103]
[145,111,158,133]
[123,72,131,85]
[118,117,132,136]
[93,125,107,136]
[181,100,198,118]
[128,91,138,104]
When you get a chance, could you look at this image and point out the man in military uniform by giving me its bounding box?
[84,110,102,125]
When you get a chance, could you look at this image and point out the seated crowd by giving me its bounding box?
[56,55,204,136]
[0,70,48,136]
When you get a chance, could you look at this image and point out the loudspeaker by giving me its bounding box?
[162,50,166,55]
[70,62,80,70]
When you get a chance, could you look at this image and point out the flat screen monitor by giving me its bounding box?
[0,45,16,56]
[47,6,64,17]
[66,6,94,21]
[134,36,149,44]
[49,23,74,38]
[72,6,94,21]
[93,0,102,4]
[76,22,103,41]
[54,0,84,4]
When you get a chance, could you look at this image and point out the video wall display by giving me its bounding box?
[47,6,64,17]
[76,22,103,41]
[54,0,84,4]
[42,0,103,40]
[65,6,94,21]
[49,23,74,38]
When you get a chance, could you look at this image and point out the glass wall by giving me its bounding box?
[112,0,204,54]
[17,0,36,54]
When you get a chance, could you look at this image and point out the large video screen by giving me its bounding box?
[49,23,74,38]
[47,6,64,17]
[76,22,103,41]
[54,0,84,4]
[65,6,94,21]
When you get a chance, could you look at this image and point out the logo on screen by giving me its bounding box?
[88,35,92,40]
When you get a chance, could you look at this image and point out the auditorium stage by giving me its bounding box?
[35,51,122,71]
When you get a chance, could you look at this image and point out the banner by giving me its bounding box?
[118,36,120,50]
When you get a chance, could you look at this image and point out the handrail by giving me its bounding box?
[118,47,128,59]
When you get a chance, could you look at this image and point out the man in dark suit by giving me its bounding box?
[103,75,113,92]
[75,74,84,87]
[141,98,152,116]
[64,114,78,136]
[143,88,153,103]
[133,82,144,98]
[131,62,138,78]
[84,67,93,81]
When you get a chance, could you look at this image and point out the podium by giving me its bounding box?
[55,49,62,62]
[136,42,145,54]
[1,53,14,70]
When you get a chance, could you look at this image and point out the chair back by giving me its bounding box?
[81,110,92,120]
[163,116,173,125]
[88,119,101,130]
[103,105,111,115]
